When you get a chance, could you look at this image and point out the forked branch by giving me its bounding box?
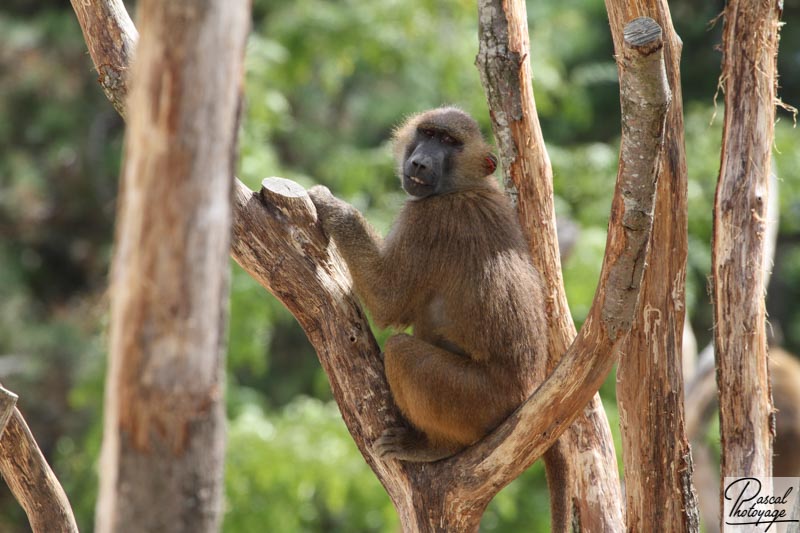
[475,1,623,528]
[448,16,671,501]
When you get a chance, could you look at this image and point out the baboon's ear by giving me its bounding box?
[485,153,498,175]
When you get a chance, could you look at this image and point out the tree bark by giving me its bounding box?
[0,405,78,533]
[231,177,410,501]
[69,0,136,118]
[603,1,699,531]
[713,0,780,496]
[0,385,16,439]
[685,166,781,532]
[476,1,623,530]
[94,1,249,532]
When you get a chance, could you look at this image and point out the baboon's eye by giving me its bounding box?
[441,134,459,145]
[420,128,435,138]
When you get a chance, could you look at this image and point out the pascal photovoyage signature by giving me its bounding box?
[724,477,799,531]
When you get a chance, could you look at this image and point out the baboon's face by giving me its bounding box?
[394,107,497,199]
[401,125,463,198]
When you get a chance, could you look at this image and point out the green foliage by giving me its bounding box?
[240,0,493,217]
[483,462,550,531]
[224,398,398,532]
[224,396,559,533]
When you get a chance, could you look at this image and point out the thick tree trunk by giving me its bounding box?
[604,1,699,531]
[476,1,622,530]
[713,0,780,497]
[94,1,249,532]
[231,178,410,502]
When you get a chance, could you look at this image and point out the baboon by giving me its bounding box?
[308,107,547,461]
[686,346,800,532]
[770,348,800,477]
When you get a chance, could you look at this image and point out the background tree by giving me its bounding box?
[87,1,249,532]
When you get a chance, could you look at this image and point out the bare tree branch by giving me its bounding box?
[603,1,699,530]
[0,403,78,533]
[713,0,781,492]
[69,0,136,117]
[231,178,409,499]
[475,1,623,529]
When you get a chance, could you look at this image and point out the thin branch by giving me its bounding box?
[69,0,137,117]
[0,385,17,439]
[0,405,78,533]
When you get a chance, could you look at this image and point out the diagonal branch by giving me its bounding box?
[69,0,137,118]
[0,385,16,439]
[231,178,410,500]
[475,0,622,529]
[0,387,78,533]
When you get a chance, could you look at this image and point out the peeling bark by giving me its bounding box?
[604,1,699,531]
[713,0,780,498]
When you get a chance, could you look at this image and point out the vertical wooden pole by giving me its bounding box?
[713,0,780,502]
[95,1,250,531]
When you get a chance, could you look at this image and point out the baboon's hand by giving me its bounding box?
[307,184,334,209]
[308,185,356,238]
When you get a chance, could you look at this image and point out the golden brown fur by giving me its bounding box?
[769,348,800,477]
[309,107,547,461]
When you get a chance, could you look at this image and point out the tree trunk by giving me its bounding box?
[713,0,780,497]
[604,1,700,531]
[476,1,623,530]
[94,1,249,531]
